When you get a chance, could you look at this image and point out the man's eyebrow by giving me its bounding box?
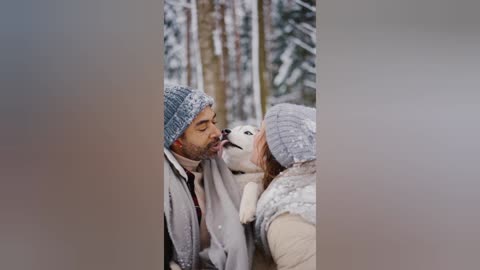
[195,113,216,127]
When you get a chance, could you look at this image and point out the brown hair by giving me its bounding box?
[258,131,286,190]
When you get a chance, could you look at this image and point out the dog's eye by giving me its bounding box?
[244,131,253,135]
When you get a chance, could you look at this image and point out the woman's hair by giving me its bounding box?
[258,131,286,190]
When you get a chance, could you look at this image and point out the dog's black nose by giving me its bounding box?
[222,129,231,136]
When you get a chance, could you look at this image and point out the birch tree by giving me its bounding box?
[185,3,192,85]
[191,0,204,90]
[231,0,245,121]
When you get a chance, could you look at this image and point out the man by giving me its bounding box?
[164,85,254,270]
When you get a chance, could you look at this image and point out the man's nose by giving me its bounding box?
[222,129,231,136]
[211,126,222,138]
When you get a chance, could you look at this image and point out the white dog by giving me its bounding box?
[219,125,264,224]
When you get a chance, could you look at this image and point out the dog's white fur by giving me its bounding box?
[169,261,181,270]
[221,125,264,224]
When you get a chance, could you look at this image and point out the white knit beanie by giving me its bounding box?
[264,103,316,168]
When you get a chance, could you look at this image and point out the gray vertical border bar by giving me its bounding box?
[0,1,165,269]
[160,1,165,269]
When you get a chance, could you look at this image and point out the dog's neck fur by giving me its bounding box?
[224,155,262,174]
[234,172,264,192]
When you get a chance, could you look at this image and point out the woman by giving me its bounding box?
[251,103,316,270]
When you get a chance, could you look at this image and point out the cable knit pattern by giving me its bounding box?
[255,160,316,258]
[264,103,316,168]
[164,85,214,148]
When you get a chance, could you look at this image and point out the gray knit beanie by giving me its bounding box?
[264,103,316,168]
[164,85,214,148]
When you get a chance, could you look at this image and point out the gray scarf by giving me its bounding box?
[254,160,316,258]
[164,149,254,270]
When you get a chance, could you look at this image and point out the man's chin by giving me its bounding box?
[194,149,217,160]
[207,149,219,158]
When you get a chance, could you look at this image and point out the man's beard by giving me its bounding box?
[180,138,220,161]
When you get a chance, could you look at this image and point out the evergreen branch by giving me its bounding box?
[294,0,316,12]
[165,0,192,9]
[292,37,316,55]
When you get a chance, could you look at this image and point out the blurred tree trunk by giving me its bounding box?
[264,0,272,89]
[219,0,229,127]
[252,0,263,122]
[191,0,204,90]
[253,0,269,117]
[197,0,226,128]
[258,0,269,114]
[232,0,245,121]
[185,4,192,86]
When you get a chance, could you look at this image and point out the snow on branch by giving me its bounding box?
[273,43,295,86]
[293,37,316,55]
[301,62,316,74]
[304,80,316,89]
[294,0,316,12]
[169,44,184,56]
[165,0,192,9]
[286,68,302,86]
[301,22,316,34]
[288,19,316,42]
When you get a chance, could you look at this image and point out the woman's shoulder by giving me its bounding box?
[267,213,316,270]
[268,213,315,235]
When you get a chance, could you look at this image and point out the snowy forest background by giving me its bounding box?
[164,0,316,128]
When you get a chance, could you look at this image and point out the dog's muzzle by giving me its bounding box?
[220,135,243,150]
[223,141,243,150]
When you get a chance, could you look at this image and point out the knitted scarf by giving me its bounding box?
[164,149,254,270]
